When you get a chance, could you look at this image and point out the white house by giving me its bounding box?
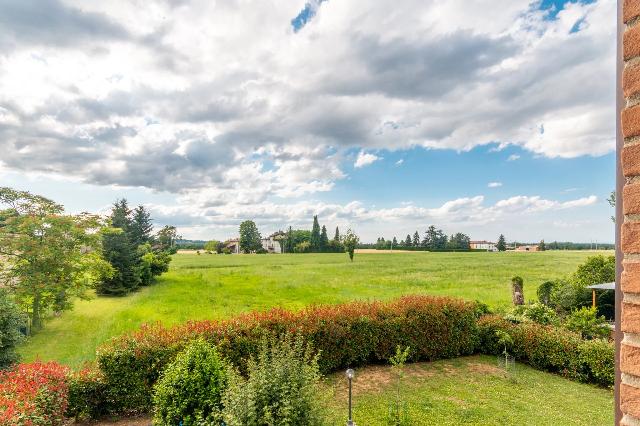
[225,232,284,254]
[470,240,497,251]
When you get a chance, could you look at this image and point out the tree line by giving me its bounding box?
[0,187,176,344]
[371,225,473,251]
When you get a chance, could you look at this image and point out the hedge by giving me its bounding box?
[94,295,479,413]
[477,315,614,387]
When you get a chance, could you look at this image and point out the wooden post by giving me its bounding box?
[592,289,596,309]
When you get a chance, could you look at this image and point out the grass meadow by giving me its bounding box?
[21,250,603,367]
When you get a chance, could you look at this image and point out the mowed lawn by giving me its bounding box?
[21,250,605,367]
[325,355,613,425]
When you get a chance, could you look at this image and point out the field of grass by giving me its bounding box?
[325,355,613,425]
[20,250,604,367]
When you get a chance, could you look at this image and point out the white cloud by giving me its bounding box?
[395,159,404,166]
[507,154,521,161]
[488,181,502,188]
[354,151,381,168]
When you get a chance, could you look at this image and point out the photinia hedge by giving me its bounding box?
[95,295,479,413]
[0,361,69,425]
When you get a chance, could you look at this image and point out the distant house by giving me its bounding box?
[470,240,497,251]
[515,245,540,252]
[224,232,284,254]
[261,232,284,253]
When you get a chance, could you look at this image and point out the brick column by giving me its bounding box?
[620,1,640,425]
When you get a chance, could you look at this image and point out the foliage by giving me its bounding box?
[496,234,507,251]
[310,215,321,251]
[156,225,180,254]
[341,229,360,261]
[477,315,614,387]
[66,367,110,421]
[563,307,610,339]
[334,227,340,242]
[571,255,615,287]
[0,187,111,331]
[537,281,555,305]
[129,205,153,248]
[446,233,470,250]
[0,361,69,425]
[504,303,558,325]
[98,228,139,295]
[538,240,546,251]
[222,334,327,426]
[386,345,411,426]
[153,340,227,426]
[0,290,26,369]
[422,225,447,250]
[204,240,222,254]
[95,295,478,413]
[239,220,262,254]
[294,241,312,253]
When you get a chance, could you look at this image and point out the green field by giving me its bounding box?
[21,250,604,367]
[325,355,613,425]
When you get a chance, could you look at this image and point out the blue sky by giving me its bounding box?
[0,0,616,243]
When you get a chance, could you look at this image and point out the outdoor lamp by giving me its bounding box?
[346,368,355,426]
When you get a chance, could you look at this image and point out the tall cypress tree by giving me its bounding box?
[320,225,329,251]
[310,215,321,251]
[405,234,412,247]
[334,226,340,242]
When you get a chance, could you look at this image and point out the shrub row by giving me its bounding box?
[0,362,69,425]
[477,315,614,387]
[94,295,479,413]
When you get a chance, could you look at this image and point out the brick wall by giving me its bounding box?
[621,1,640,424]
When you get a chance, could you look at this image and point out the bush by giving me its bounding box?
[477,315,614,387]
[563,307,610,339]
[96,295,478,413]
[66,367,110,421]
[578,339,614,387]
[294,241,311,253]
[537,281,555,305]
[0,290,26,369]
[504,303,558,325]
[153,340,227,425]
[222,334,327,426]
[0,361,69,425]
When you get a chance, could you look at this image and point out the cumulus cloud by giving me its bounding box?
[488,182,502,188]
[354,151,381,168]
[507,154,521,161]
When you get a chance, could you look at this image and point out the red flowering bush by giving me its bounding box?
[96,295,479,413]
[0,361,69,426]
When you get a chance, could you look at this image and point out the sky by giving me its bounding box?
[0,0,616,243]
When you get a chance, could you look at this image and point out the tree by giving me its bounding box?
[538,240,546,251]
[334,227,340,242]
[412,231,420,247]
[496,234,507,251]
[320,225,329,251]
[405,234,412,247]
[422,225,447,250]
[0,187,111,331]
[607,191,615,223]
[130,205,153,247]
[341,229,360,262]
[157,225,180,254]
[98,228,140,295]
[239,220,261,253]
[0,289,26,368]
[392,236,398,248]
[205,240,222,253]
[110,199,132,232]
[310,215,321,251]
[448,233,471,250]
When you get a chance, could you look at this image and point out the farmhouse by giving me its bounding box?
[515,245,539,252]
[224,232,284,254]
[469,240,496,251]
[225,238,241,254]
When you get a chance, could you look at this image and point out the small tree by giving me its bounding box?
[320,225,329,251]
[496,330,514,370]
[310,215,321,251]
[496,234,507,251]
[129,205,153,248]
[0,289,26,368]
[342,229,360,261]
[156,225,180,254]
[412,231,420,247]
[386,346,411,426]
[404,234,412,247]
[333,226,340,243]
[564,307,610,339]
[239,220,261,254]
[538,240,546,251]
[204,240,222,254]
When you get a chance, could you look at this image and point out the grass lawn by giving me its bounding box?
[20,250,605,367]
[325,355,613,425]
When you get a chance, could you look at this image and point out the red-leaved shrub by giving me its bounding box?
[96,295,479,413]
[0,361,69,426]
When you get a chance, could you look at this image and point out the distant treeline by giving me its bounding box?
[176,239,207,250]
[516,241,614,250]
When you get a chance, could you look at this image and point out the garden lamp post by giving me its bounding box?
[346,368,356,426]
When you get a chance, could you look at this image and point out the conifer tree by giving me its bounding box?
[334,226,340,242]
[98,228,139,295]
[320,225,329,251]
[405,234,412,247]
[310,215,321,251]
[130,205,153,247]
[497,234,507,251]
[412,231,420,247]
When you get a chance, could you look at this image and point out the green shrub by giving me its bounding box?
[477,315,613,387]
[563,307,610,339]
[66,367,111,421]
[0,289,26,369]
[153,340,227,426]
[504,303,558,325]
[294,241,311,253]
[578,339,614,387]
[222,334,327,426]
[96,296,478,413]
[537,281,555,305]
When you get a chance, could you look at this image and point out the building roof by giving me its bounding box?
[587,282,616,290]
[470,240,495,244]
